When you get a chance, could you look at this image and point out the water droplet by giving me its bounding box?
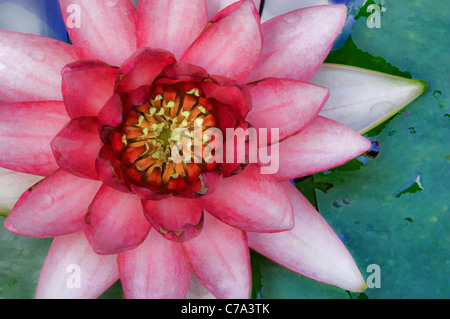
[338,233,349,244]
[33,49,45,61]
[282,14,299,24]
[343,198,353,205]
[105,0,119,8]
[333,200,343,208]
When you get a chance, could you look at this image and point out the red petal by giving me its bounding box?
[142,196,204,242]
[95,145,131,193]
[0,29,77,103]
[119,229,192,299]
[181,0,262,82]
[0,101,70,175]
[137,0,207,60]
[201,75,252,120]
[203,164,293,232]
[4,170,101,238]
[116,48,176,92]
[62,59,119,118]
[97,93,125,143]
[84,185,151,255]
[182,213,251,299]
[51,117,102,180]
[156,62,210,83]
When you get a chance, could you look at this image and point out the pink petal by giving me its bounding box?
[35,232,119,299]
[137,0,207,60]
[182,213,251,299]
[59,0,137,66]
[0,101,70,176]
[62,59,119,118]
[84,185,151,255]
[246,78,329,144]
[246,5,347,83]
[0,29,77,103]
[4,170,101,238]
[181,0,262,82]
[206,0,261,20]
[142,196,203,242]
[119,229,192,299]
[116,48,176,93]
[51,116,102,180]
[248,182,367,292]
[264,116,371,181]
[203,164,293,232]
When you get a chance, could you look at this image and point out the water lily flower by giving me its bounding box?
[0,0,373,298]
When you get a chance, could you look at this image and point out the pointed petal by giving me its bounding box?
[265,116,371,181]
[62,59,119,119]
[142,196,203,242]
[0,101,70,176]
[137,0,207,60]
[246,78,329,144]
[0,29,77,103]
[51,116,102,180]
[116,48,176,93]
[246,5,347,83]
[182,213,251,299]
[203,164,293,232]
[84,185,151,255]
[35,232,119,299]
[0,168,42,214]
[119,229,192,299]
[181,0,262,82]
[312,64,428,134]
[205,0,261,20]
[248,182,367,292]
[59,0,137,66]
[185,274,216,299]
[4,170,101,238]
[260,0,337,22]
[97,93,124,144]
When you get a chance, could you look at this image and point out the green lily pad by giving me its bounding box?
[0,219,51,298]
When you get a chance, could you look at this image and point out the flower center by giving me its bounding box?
[112,82,218,194]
